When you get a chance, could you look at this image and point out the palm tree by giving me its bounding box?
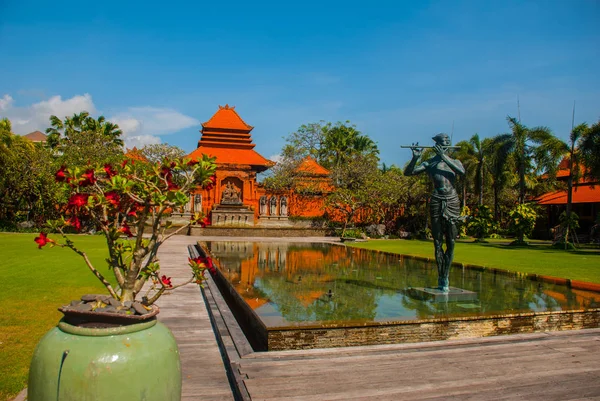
[495,116,566,205]
[46,112,124,150]
[46,111,91,149]
[455,133,490,206]
[45,112,124,167]
[319,122,379,185]
[487,135,514,220]
[577,120,600,183]
[562,123,589,245]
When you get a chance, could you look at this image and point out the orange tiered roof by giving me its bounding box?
[188,146,274,167]
[202,104,253,131]
[535,184,600,205]
[124,147,149,163]
[188,105,274,172]
[296,156,330,176]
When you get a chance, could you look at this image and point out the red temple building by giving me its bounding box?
[186,105,331,226]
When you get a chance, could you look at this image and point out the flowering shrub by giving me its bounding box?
[34,154,217,306]
[508,203,538,245]
[468,204,496,240]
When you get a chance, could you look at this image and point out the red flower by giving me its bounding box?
[80,169,96,186]
[118,222,133,237]
[199,216,210,228]
[67,216,82,231]
[187,159,199,166]
[161,275,173,288]
[34,232,55,249]
[160,166,172,180]
[167,180,179,191]
[103,164,117,178]
[189,256,216,275]
[127,202,143,217]
[105,191,120,207]
[204,257,216,275]
[55,165,69,183]
[204,174,217,190]
[68,193,90,208]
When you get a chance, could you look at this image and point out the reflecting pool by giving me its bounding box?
[206,241,600,328]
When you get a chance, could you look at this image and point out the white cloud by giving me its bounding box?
[109,107,200,148]
[1,93,96,134]
[0,94,14,111]
[1,93,200,149]
[268,154,283,163]
[123,135,161,149]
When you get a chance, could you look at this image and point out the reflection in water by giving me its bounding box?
[206,241,600,327]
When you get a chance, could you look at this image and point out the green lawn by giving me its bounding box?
[349,238,600,283]
[0,233,112,401]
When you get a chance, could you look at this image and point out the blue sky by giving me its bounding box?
[1,0,598,166]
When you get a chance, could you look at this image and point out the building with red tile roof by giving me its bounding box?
[535,157,599,239]
[23,131,47,143]
[187,105,331,225]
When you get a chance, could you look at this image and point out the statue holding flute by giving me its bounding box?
[403,133,465,292]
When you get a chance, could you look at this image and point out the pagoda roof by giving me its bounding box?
[124,147,149,163]
[187,146,275,172]
[24,131,47,142]
[202,104,253,131]
[296,156,330,176]
[535,183,600,205]
[192,105,273,172]
[198,104,258,149]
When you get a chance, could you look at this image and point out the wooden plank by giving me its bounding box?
[153,235,235,401]
[244,365,600,400]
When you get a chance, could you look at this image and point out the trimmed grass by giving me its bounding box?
[349,238,600,283]
[0,233,112,401]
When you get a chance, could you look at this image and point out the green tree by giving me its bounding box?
[508,203,538,245]
[283,121,327,160]
[46,112,124,167]
[325,153,380,236]
[468,204,496,241]
[486,134,515,221]
[0,118,61,227]
[319,121,378,174]
[578,120,600,182]
[264,120,379,192]
[138,143,186,164]
[454,134,491,206]
[494,117,566,205]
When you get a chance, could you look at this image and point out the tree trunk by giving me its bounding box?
[478,163,484,205]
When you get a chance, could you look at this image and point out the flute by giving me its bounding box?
[400,145,461,149]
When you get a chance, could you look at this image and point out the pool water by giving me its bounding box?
[206,241,600,328]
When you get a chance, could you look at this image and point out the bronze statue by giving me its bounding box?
[403,133,465,292]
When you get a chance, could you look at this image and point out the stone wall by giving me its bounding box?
[188,226,329,237]
[266,309,600,350]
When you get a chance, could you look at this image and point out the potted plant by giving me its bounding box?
[28,154,217,401]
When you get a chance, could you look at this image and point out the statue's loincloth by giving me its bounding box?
[430,192,460,223]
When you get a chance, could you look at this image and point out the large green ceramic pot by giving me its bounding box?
[28,317,181,400]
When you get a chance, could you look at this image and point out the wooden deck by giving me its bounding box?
[156,235,235,401]
[157,236,600,401]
